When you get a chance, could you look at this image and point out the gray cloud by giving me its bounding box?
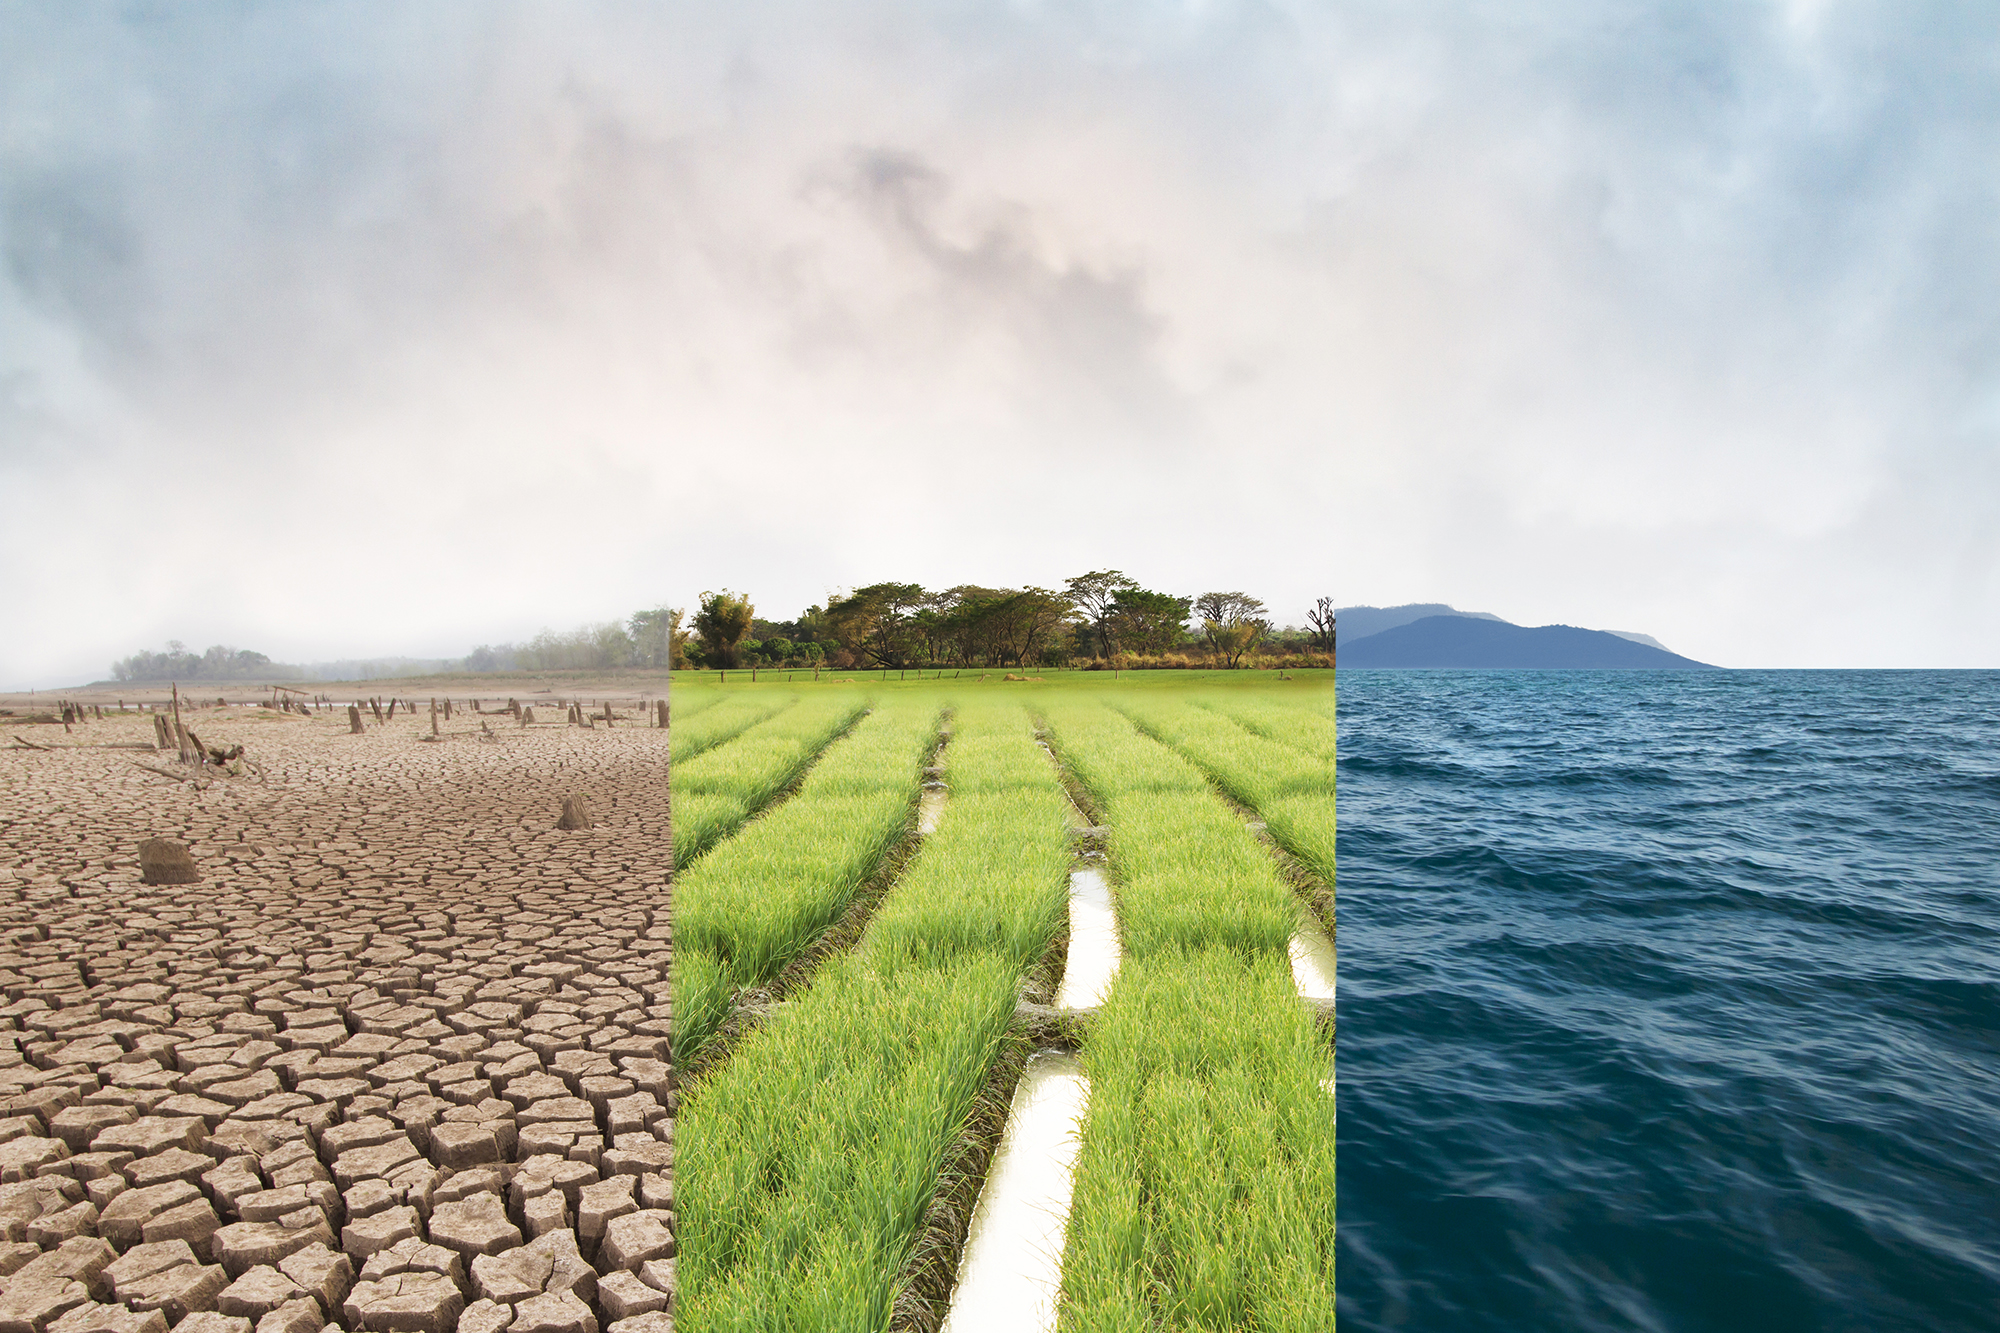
[1,0,1996,682]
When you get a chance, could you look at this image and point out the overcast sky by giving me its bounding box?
[3,1,1996,683]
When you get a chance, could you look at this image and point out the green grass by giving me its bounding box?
[672,691,799,761]
[1202,691,1337,766]
[677,698,1073,1330]
[1113,695,1336,888]
[1039,695,1334,1330]
[1061,950,1335,1333]
[668,687,726,723]
[672,697,940,1063]
[671,694,871,866]
[1043,700,1303,958]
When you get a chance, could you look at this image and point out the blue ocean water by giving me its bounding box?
[1336,670,2000,1333]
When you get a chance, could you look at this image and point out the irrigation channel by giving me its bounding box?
[668,676,1335,1330]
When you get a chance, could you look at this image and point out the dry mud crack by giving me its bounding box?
[0,707,674,1333]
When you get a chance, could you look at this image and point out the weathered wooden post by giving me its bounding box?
[349,705,365,734]
[171,684,191,764]
[430,698,440,737]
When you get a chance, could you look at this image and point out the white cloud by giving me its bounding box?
[1,1,1995,682]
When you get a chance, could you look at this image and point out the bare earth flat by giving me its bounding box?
[0,701,675,1333]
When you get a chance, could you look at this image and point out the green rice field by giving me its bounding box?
[669,670,1335,1331]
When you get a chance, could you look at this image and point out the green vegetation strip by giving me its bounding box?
[668,687,727,723]
[1203,691,1337,766]
[1043,698,1334,1332]
[671,691,798,761]
[671,693,871,866]
[672,697,939,1064]
[677,699,1073,1330]
[1116,695,1336,888]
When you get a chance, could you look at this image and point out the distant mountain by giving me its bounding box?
[1607,630,1670,651]
[1336,603,1508,642]
[1342,615,1717,669]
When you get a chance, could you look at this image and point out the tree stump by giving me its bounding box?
[521,707,534,726]
[349,706,365,734]
[138,838,200,885]
[556,796,595,831]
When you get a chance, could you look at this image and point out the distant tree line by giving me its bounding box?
[681,573,1335,671]
[463,607,680,673]
[112,642,304,682]
[108,585,1333,682]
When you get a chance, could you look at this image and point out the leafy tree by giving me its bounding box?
[1307,597,1334,653]
[826,583,930,667]
[693,590,756,668]
[1106,588,1191,656]
[1063,570,1139,658]
[1194,591,1270,667]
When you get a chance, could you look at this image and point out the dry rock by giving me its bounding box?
[458,1299,512,1333]
[594,1271,666,1323]
[43,1304,166,1333]
[341,1271,463,1333]
[339,1207,419,1265]
[136,840,198,887]
[507,1290,595,1333]
[596,1212,673,1273]
[274,1246,349,1313]
[216,1266,305,1320]
[250,1300,322,1333]
[427,1193,521,1260]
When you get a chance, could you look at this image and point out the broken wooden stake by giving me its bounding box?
[171,684,191,764]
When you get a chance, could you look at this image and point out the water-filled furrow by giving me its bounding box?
[1291,914,1336,1001]
[1054,867,1120,1009]
[939,1052,1090,1333]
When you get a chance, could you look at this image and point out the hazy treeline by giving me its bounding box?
[108,580,1333,683]
[111,642,303,682]
[465,609,676,673]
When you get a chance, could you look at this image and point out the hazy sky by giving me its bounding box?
[4,1,1996,683]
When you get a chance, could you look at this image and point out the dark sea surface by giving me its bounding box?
[1336,670,2000,1333]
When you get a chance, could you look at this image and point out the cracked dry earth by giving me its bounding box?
[0,707,674,1333]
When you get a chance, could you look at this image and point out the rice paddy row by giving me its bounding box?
[677,699,1074,1330]
[671,696,940,1067]
[1042,698,1335,1331]
[669,694,870,866]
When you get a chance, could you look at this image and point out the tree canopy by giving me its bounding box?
[693,590,756,669]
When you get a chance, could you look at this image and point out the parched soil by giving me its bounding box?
[0,702,675,1333]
